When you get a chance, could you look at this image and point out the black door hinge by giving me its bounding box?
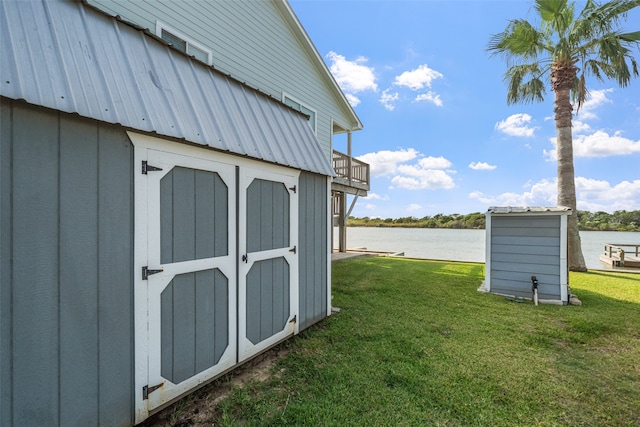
[289,315,297,324]
[142,266,163,280]
[142,160,163,174]
[143,382,164,400]
[288,185,296,193]
[289,246,297,254]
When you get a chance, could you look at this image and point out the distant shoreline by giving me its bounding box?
[345,224,639,232]
[345,211,640,232]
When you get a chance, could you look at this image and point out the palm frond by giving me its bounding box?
[488,20,547,59]
[535,0,569,20]
[574,0,640,36]
[536,0,574,36]
[619,31,640,42]
[504,63,548,104]
[631,56,639,77]
[583,58,608,81]
[572,73,589,112]
[489,0,639,108]
[510,78,547,105]
[591,33,639,85]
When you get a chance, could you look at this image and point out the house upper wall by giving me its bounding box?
[85,0,359,156]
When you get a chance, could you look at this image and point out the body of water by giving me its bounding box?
[334,227,639,270]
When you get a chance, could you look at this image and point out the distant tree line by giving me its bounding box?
[347,210,640,232]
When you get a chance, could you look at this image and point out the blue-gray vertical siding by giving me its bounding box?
[490,216,561,300]
[298,172,328,331]
[245,179,291,343]
[1,100,332,426]
[159,165,230,384]
[246,258,290,343]
[160,167,228,263]
[0,99,134,427]
[246,179,290,252]
[161,269,229,384]
[1,98,13,427]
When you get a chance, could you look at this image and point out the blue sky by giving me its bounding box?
[289,0,640,218]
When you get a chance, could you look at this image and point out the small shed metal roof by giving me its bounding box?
[488,206,572,214]
[0,0,334,176]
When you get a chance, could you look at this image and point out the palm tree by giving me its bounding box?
[488,0,639,271]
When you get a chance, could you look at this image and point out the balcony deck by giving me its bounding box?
[332,149,369,195]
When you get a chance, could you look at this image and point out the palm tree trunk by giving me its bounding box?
[555,87,587,272]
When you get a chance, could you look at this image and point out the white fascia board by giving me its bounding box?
[274,0,363,131]
[483,212,492,291]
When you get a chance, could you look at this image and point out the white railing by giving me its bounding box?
[332,149,370,190]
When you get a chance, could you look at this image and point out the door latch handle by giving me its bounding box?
[242,254,248,263]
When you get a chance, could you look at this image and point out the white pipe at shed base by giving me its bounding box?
[534,288,539,306]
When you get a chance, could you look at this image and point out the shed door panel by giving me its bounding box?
[144,149,237,412]
[238,170,299,362]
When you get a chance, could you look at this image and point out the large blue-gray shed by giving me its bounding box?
[480,206,571,305]
[0,0,338,425]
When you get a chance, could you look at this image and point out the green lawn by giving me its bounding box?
[157,257,640,426]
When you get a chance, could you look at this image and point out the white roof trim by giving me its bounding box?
[275,0,363,131]
[487,206,572,215]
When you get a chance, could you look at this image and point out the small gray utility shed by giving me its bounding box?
[480,206,571,305]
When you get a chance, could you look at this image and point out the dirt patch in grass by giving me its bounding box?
[140,346,290,427]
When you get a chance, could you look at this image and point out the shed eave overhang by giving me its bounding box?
[0,0,334,177]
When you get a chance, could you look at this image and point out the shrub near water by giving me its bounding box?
[197,258,640,426]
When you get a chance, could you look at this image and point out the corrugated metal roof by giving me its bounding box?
[0,0,334,176]
[488,206,572,214]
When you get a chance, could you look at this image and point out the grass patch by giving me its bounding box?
[156,257,640,426]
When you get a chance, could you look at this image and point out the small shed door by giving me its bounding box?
[142,148,237,412]
[238,167,299,362]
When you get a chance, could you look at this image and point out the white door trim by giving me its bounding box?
[132,133,239,421]
[237,165,300,362]
[131,132,302,421]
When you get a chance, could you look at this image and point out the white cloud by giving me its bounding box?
[364,203,377,211]
[468,191,496,204]
[393,64,443,90]
[407,203,422,212]
[470,179,556,207]
[574,131,640,157]
[495,113,536,137]
[575,88,613,120]
[390,170,455,190]
[469,162,497,171]
[344,93,361,107]
[575,177,640,211]
[544,130,640,160]
[357,148,418,177]
[470,177,640,212]
[358,149,456,190]
[419,156,452,169]
[326,51,377,107]
[363,192,388,201]
[414,91,443,107]
[326,51,377,93]
[376,64,444,110]
[380,89,399,111]
[572,120,591,133]
[392,167,455,190]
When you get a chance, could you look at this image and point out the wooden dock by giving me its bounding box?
[599,243,640,268]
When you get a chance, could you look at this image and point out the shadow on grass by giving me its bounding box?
[581,269,640,283]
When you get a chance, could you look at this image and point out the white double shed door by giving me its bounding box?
[132,133,299,420]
